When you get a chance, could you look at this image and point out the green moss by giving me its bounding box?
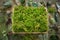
[12,6,48,32]
[48,7,56,13]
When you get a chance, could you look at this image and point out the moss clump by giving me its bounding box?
[12,6,48,32]
[48,7,56,13]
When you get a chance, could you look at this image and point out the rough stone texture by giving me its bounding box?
[0,0,7,6]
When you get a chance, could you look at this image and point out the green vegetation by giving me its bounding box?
[50,35,58,40]
[0,10,8,40]
[48,7,56,13]
[12,6,48,32]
